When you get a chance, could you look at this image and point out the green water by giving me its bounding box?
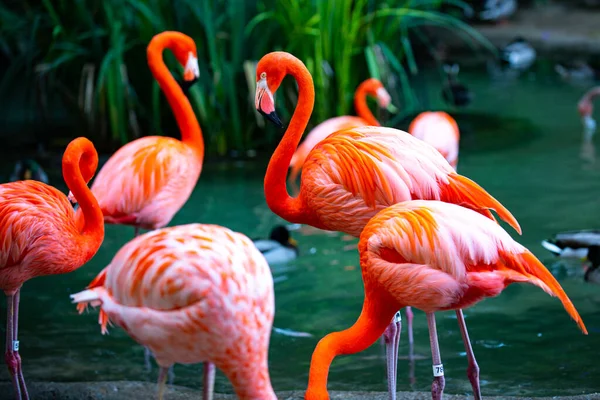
[1,68,600,398]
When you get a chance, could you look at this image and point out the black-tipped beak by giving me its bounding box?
[178,77,199,96]
[259,109,284,128]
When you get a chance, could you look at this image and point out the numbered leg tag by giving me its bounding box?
[433,364,444,377]
[12,341,19,351]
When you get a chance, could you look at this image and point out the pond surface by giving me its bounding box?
[1,67,600,398]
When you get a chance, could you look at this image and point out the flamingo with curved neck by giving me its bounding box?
[288,78,393,184]
[256,51,522,400]
[73,30,206,383]
[306,200,587,400]
[1,137,104,400]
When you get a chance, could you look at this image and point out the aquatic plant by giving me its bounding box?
[0,0,495,155]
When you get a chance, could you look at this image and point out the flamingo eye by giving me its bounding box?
[260,72,266,79]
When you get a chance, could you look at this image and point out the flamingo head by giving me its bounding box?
[169,34,199,94]
[255,52,291,128]
[361,78,396,113]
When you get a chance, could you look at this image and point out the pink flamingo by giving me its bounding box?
[288,78,393,184]
[306,200,587,400]
[577,86,600,163]
[255,51,521,399]
[409,111,460,170]
[71,224,276,400]
[74,31,204,374]
[1,137,104,400]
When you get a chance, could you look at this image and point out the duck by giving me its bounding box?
[253,225,299,265]
[555,60,600,82]
[500,37,536,71]
[541,230,600,282]
[477,0,517,22]
[9,159,49,183]
[441,63,474,107]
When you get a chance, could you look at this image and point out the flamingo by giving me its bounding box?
[409,111,460,170]
[71,224,276,400]
[255,51,521,399]
[1,137,104,400]
[577,86,600,163]
[74,31,204,375]
[288,78,393,184]
[305,200,587,400]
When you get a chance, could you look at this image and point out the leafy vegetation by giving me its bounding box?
[0,0,495,156]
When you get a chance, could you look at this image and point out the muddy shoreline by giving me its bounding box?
[0,381,598,400]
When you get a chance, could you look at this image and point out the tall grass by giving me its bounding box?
[0,0,495,155]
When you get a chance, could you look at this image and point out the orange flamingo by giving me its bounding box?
[306,200,587,400]
[577,86,600,163]
[409,111,460,170]
[255,51,521,399]
[75,31,203,234]
[288,78,393,184]
[71,224,276,400]
[73,31,204,374]
[1,137,104,400]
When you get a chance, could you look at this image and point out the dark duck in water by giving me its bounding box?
[542,230,600,282]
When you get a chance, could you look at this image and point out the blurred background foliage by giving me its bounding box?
[0,0,495,157]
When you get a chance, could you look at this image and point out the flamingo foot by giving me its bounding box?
[203,362,216,400]
[431,375,446,400]
[5,351,22,400]
[382,311,401,400]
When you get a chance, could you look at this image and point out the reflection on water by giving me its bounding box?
[1,67,599,397]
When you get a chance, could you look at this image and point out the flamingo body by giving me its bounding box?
[298,126,519,238]
[409,112,460,169]
[88,136,202,230]
[72,224,276,400]
[360,201,585,318]
[0,182,93,292]
[306,200,587,400]
[288,78,391,184]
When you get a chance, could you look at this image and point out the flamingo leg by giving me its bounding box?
[5,290,29,400]
[144,346,153,372]
[426,312,445,400]
[157,366,169,400]
[405,306,414,361]
[382,311,401,400]
[456,309,481,400]
[203,362,216,400]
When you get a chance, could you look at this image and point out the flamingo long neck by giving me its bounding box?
[62,140,104,261]
[306,292,398,399]
[264,59,316,224]
[147,37,204,159]
[354,82,380,126]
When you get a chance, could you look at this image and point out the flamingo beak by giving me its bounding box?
[376,87,397,113]
[179,52,200,95]
[256,77,283,128]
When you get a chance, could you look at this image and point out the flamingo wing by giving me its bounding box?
[305,126,520,234]
[88,136,201,228]
[289,116,367,182]
[360,200,586,333]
